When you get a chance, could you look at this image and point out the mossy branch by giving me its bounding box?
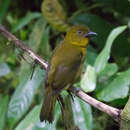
[0,24,122,122]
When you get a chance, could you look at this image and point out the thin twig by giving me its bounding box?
[0,24,122,122]
[0,25,48,70]
[70,87,122,122]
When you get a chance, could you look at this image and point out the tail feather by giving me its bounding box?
[40,88,57,123]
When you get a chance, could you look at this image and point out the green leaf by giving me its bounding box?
[15,103,60,130]
[81,65,96,92]
[27,17,47,51]
[0,62,10,77]
[0,95,9,130]
[96,0,130,17]
[85,49,97,66]
[12,12,41,33]
[98,63,118,82]
[7,67,45,127]
[0,0,11,23]
[72,97,93,130]
[84,45,97,67]
[79,99,93,130]
[94,25,127,74]
[97,69,130,102]
[40,26,52,60]
[19,17,48,77]
[15,105,41,130]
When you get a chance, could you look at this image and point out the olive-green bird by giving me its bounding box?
[40,25,97,123]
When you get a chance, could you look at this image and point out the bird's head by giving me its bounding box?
[65,25,97,47]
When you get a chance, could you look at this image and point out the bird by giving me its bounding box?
[40,25,97,123]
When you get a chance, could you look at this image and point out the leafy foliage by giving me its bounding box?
[7,67,45,128]
[0,0,130,130]
[0,95,9,130]
[0,62,10,77]
[94,25,127,74]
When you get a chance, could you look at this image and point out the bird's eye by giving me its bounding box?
[77,30,82,35]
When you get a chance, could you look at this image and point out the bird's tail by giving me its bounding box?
[40,87,57,123]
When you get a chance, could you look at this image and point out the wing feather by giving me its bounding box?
[48,52,82,90]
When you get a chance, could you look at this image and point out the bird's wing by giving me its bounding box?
[47,51,83,91]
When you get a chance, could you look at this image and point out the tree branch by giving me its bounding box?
[70,87,122,121]
[0,25,48,70]
[0,24,122,122]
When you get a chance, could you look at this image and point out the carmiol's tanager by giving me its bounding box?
[40,25,97,123]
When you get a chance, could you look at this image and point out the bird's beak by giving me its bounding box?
[84,31,97,37]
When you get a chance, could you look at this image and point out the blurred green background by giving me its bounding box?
[0,0,130,130]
